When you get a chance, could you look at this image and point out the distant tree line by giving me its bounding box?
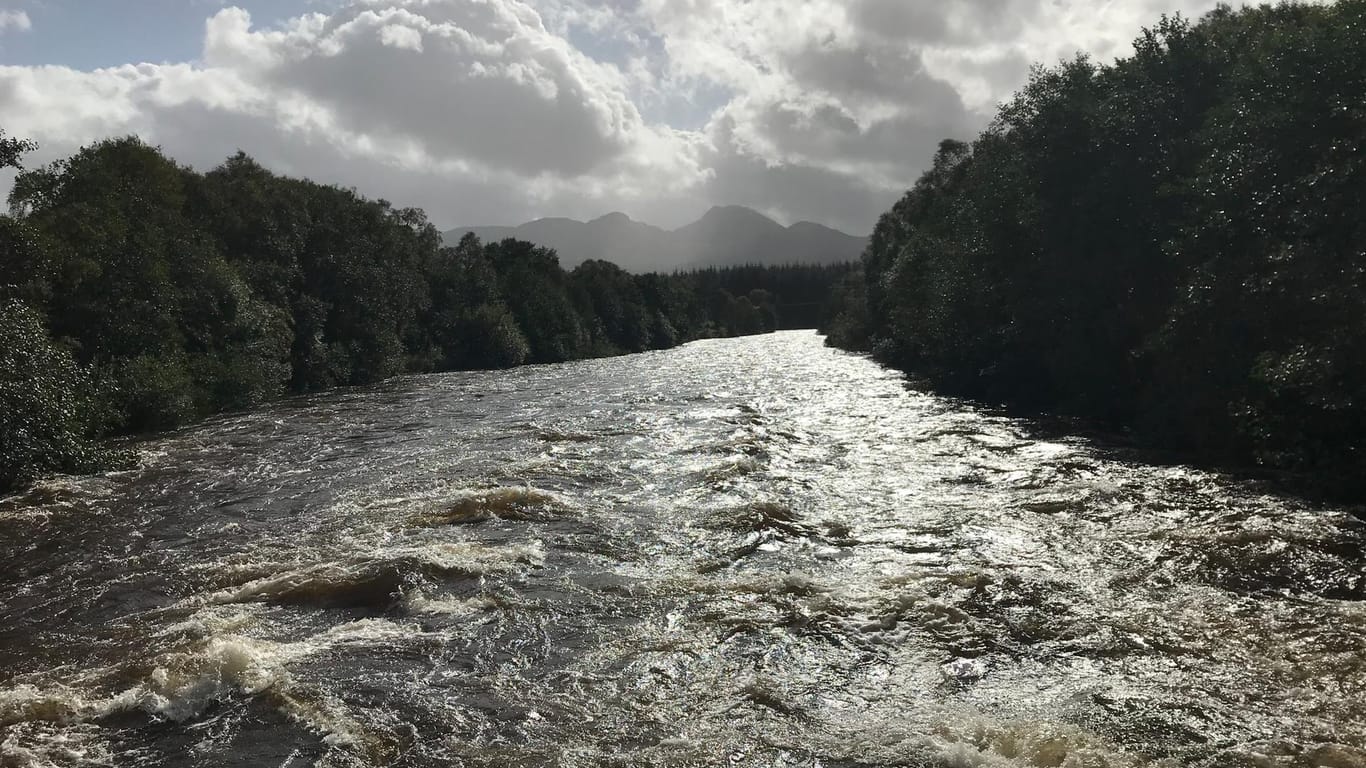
[825,1,1366,499]
[0,134,848,493]
[681,263,852,331]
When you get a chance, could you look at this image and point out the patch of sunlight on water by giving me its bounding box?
[1,332,1364,767]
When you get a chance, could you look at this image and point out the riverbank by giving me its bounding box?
[823,2,1366,503]
[3,332,1363,766]
[1,137,848,495]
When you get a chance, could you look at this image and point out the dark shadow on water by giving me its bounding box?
[896,377,1366,519]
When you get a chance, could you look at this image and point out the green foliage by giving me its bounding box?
[487,239,590,363]
[819,268,872,351]
[0,130,851,492]
[572,260,653,354]
[0,301,114,493]
[829,1,1366,499]
[465,304,533,369]
[0,216,55,307]
[0,127,35,171]
[103,353,198,433]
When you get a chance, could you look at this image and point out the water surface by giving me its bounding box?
[2,332,1363,767]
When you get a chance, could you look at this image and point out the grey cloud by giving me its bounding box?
[219,4,643,177]
[849,0,1041,45]
[710,117,959,233]
[781,41,972,121]
[784,39,923,104]
[972,49,1034,101]
[733,36,976,198]
[0,0,1228,238]
[701,135,897,234]
[0,9,30,34]
[848,0,948,43]
[143,97,560,226]
[279,36,630,177]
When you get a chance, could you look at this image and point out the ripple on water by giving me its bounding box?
[415,486,572,526]
[2,332,1365,767]
[206,541,544,610]
[0,617,424,765]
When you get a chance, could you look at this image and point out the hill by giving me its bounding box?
[445,206,866,272]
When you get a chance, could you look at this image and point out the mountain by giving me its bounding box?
[444,206,866,273]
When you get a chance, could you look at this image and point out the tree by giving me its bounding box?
[0,128,35,172]
[827,1,1366,499]
[0,129,851,493]
[0,301,114,492]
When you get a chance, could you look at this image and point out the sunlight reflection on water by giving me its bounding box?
[1,331,1363,767]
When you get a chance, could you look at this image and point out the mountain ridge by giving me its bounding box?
[444,206,866,273]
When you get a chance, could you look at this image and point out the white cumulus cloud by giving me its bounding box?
[0,0,1223,233]
[0,8,30,33]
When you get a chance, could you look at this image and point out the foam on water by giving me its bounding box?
[0,722,119,768]
[929,714,1158,768]
[5,618,419,722]
[206,541,543,608]
[2,332,1364,767]
[416,486,571,525]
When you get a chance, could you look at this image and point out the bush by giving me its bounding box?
[0,301,113,493]
[103,354,198,434]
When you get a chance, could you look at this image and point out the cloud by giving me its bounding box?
[632,0,985,224]
[1,2,706,227]
[0,0,1223,234]
[0,9,30,33]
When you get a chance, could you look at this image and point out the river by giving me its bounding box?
[1,331,1363,767]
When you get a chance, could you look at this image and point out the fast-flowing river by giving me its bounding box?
[1,331,1363,768]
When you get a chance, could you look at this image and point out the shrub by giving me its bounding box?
[0,301,113,493]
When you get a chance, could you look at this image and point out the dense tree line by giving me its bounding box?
[826,1,1366,499]
[679,263,852,331]
[0,136,846,493]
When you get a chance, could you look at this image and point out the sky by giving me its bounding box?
[0,0,1222,234]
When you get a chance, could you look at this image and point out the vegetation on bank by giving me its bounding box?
[0,133,848,494]
[824,1,1366,499]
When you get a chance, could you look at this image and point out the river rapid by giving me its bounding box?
[1,331,1363,768]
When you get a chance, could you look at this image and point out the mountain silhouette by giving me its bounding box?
[444,206,866,272]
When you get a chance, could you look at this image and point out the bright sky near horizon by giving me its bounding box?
[0,0,1221,233]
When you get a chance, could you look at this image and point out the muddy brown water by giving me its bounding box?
[1,332,1363,767]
